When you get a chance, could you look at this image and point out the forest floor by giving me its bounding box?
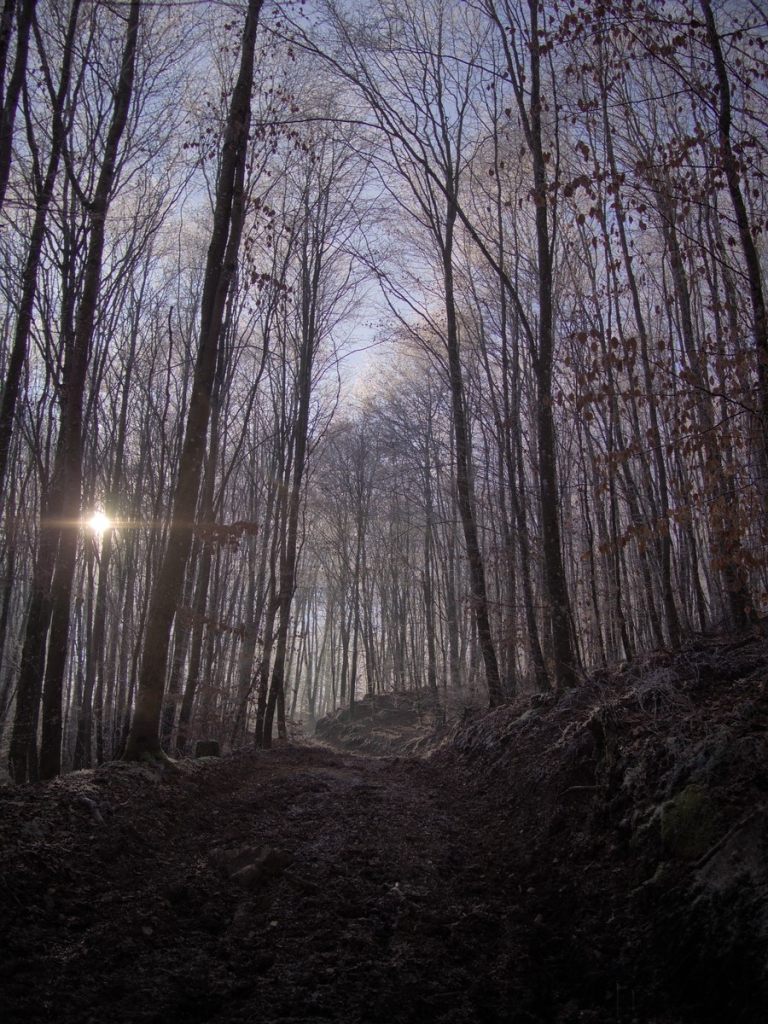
[1,635,767,1024]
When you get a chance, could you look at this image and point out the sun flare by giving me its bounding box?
[88,511,112,535]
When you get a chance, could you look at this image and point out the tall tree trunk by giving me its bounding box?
[443,194,504,706]
[175,546,212,757]
[524,0,579,691]
[160,554,197,752]
[0,0,80,503]
[175,406,220,756]
[656,182,755,631]
[0,0,18,103]
[231,468,277,746]
[7,486,57,781]
[37,0,141,780]
[75,306,137,767]
[254,591,278,747]
[264,232,318,746]
[0,0,36,214]
[124,0,263,760]
[699,0,768,510]
[422,440,438,697]
[601,76,681,647]
[481,0,578,691]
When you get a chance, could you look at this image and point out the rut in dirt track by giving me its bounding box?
[0,742,549,1024]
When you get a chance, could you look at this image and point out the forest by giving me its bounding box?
[0,0,766,783]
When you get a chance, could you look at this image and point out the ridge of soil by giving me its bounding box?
[313,687,450,755]
[1,634,767,1023]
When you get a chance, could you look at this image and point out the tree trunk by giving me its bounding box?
[7,501,57,781]
[37,0,141,781]
[124,0,263,760]
[0,0,80,502]
[0,0,36,214]
[699,0,768,510]
[442,195,504,707]
[264,230,318,746]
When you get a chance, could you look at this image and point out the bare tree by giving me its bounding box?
[124,0,264,761]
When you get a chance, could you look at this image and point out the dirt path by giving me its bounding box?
[5,640,768,1023]
[0,742,550,1024]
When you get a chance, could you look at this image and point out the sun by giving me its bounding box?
[87,511,112,535]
